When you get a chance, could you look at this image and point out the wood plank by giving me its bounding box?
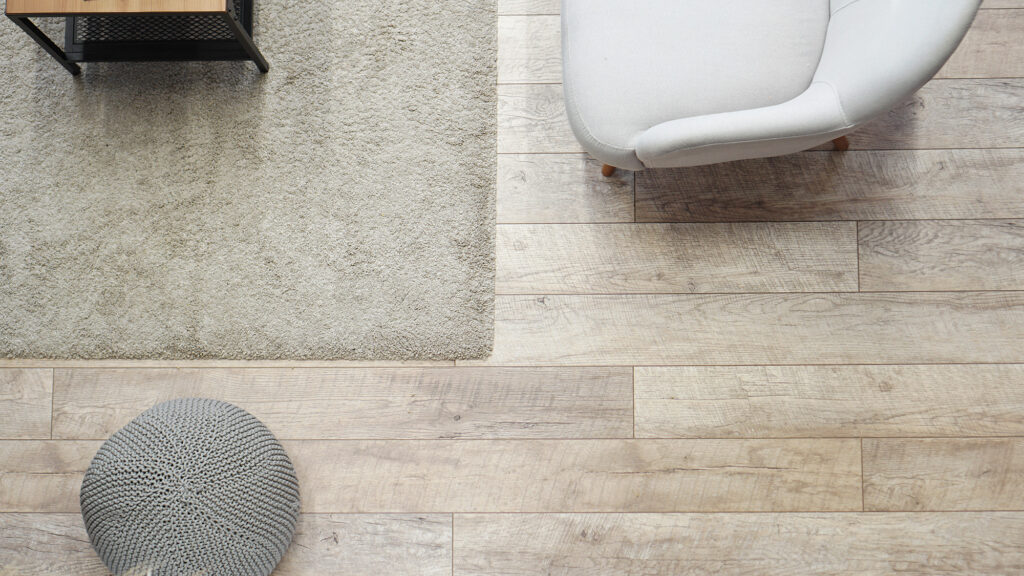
[454,512,1024,575]
[499,15,561,84]
[0,514,105,575]
[498,0,559,14]
[4,439,859,513]
[0,513,452,576]
[635,365,1024,439]
[474,293,1024,366]
[52,367,633,440]
[498,83,580,154]
[497,223,858,294]
[825,80,1024,150]
[498,154,633,224]
[278,514,452,576]
[290,439,861,513]
[5,0,225,15]
[859,220,1024,291]
[0,369,51,439]
[864,438,1024,511]
[0,440,100,512]
[939,10,1024,78]
[635,150,1024,223]
[983,0,1024,7]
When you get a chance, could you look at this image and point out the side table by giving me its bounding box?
[5,0,269,75]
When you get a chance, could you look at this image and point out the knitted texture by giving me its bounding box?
[80,398,301,576]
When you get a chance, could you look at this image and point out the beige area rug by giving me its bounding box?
[0,1,496,360]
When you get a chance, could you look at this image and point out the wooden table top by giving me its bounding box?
[6,0,228,16]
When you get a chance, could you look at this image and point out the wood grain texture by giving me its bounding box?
[498,154,633,224]
[824,80,1024,150]
[864,438,1024,511]
[982,0,1024,6]
[498,84,580,154]
[0,513,452,576]
[635,365,1024,438]
[635,150,1024,223]
[497,223,858,294]
[0,439,859,514]
[5,0,225,14]
[498,15,561,84]
[289,439,861,513]
[859,220,1024,291]
[52,367,633,440]
[454,512,1024,576]
[940,10,1024,78]
[0,369,51,439]
[475,293,1024,366]
[498,0,559,14]
[0,514,105,575]
[0,441,100,512]
[277,514,452,576]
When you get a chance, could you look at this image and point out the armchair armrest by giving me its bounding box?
[815,0,980,125]
[636,83,850,168]
[635,0,979,169]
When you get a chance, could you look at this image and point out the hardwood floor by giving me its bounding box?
[2,4,1024,575]
[455,513,1024,575]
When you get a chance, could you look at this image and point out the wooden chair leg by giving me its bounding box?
[832,135,850,152]
[601,164,616,177]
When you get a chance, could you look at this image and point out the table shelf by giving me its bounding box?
[6,0,268,74]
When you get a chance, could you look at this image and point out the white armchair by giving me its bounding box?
[562,0,981,174]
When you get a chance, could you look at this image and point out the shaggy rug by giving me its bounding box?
[0,0,496,360]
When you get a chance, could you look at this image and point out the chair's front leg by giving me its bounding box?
[7,15,81,75]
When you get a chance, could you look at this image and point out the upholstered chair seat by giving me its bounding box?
[562,0,981,171]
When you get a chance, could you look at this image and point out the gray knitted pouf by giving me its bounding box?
[80,398,301,576]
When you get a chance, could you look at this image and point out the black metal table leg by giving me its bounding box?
[222,11,268,73]
[7,15,81,75]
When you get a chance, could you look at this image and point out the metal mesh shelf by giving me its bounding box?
[6,0,267,74]
[71,1,241,44]
[63,0,254,63]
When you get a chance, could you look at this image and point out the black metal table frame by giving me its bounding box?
[6,0,268,76]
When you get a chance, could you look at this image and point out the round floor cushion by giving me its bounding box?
[80,398,301,576]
